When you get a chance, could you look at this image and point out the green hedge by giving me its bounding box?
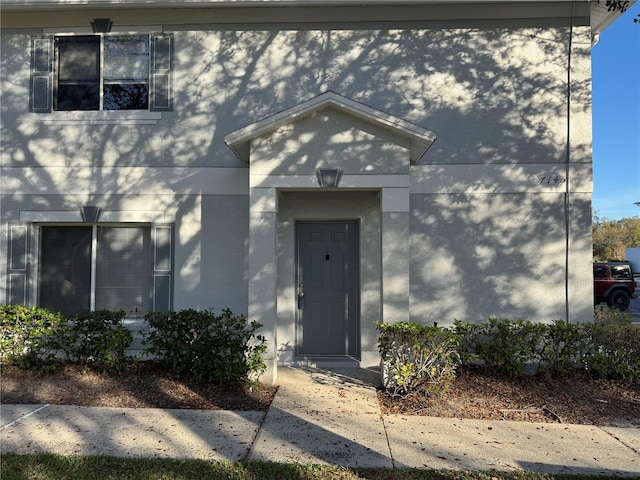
[0,305,66,370]
[1,305,267,385]
[583,306,640,380]
[378,306,640,396]
[142,308,266,385]
[61,310,132,371]
[454,318,547,377]
[0,306,133,371]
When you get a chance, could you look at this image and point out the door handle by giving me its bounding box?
[298,284,305,309]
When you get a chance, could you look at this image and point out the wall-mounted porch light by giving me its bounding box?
[316,169,342,188]
[81,206,101,223]
[91,18,113,33]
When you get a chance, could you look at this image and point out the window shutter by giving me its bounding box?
[149,33,173,111]
[7,224,30,305]
[30,36,53,113]
[152,224,173,312]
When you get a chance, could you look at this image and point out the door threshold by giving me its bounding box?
[288,356,381,386]
[292,356,360,368]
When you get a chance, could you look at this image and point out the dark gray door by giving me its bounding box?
[296,222,358,356]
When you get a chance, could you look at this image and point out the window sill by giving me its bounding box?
[40,110,163,125]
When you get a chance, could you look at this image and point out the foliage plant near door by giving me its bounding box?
[142,308,266,385]
[376,321,460,397]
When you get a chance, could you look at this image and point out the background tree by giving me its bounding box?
[597,0,630,14]
[593,213,640,261]
[594,0,639,22]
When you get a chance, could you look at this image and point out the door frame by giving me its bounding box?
[294,219,360,358]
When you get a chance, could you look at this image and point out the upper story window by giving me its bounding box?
[30,33,173,113]
[56,35,150,111]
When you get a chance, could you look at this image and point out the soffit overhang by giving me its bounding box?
[224,91,437,165]
[590,1,628,36]
[0,0,594,8]
[4,1,616,37]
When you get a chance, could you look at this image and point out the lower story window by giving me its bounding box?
[39,225,151,317]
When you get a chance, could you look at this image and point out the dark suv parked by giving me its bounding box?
[593,262,637,311]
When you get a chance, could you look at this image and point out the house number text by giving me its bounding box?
[538,175,566,185]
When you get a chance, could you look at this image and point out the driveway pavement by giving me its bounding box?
[628,294,640,324]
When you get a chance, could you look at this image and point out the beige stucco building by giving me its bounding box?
[1,1,618,382]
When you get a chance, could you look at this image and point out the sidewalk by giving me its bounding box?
[2,367,639,476]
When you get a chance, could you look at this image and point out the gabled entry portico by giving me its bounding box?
[225,92,436,384]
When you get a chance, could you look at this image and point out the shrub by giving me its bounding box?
[61,310,132,371]
[450,320,483,366]
[142,308,266,385]
[538,319,586,376]
[454,310,640,382]
[376,321,459,397]
[583,306,639,380]
[0,305,67,371]
[454,318,546,377]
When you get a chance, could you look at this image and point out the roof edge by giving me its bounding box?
[224,91,437,164]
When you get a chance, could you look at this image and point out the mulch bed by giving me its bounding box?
[2,363,639,427]
[1,363,277,411]
[378,367,640,427]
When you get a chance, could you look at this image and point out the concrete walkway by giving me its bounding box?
[2,367,640,476]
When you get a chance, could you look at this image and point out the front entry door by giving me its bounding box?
[296,222,359,356]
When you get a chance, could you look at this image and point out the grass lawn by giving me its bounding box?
[0,454,627,480]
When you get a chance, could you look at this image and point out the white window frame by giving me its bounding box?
[31,25,171,124]
[36,223,154,316]
[53,33,150,112]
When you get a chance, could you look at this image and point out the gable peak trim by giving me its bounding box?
[225,91,436,164]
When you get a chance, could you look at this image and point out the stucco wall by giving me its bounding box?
[250,109,410,175]
[201,195,249,314]
[3,25,581,169]
[410,193,569,324]
[1,9,594,339]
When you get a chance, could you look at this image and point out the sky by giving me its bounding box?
[592,2,640,220]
